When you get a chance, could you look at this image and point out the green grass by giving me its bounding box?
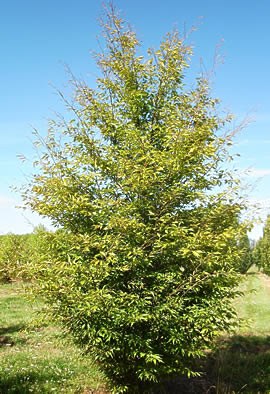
[207,335,270,393]
[0,282,107,394]
[236,271,270,335]
[1,272,270,393]
[154,271,270,393]
[206,271,270,394]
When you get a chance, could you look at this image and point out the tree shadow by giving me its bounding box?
[0,324,25,336]
[205,335,270,393]
[151,335,270,393]
[0,370,62,394]
[0,324,27,347]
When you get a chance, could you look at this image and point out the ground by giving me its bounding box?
[0,271,270,393]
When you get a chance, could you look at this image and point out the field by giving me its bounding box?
[0,283,107,394]
[208,272,270,393]
[0,272,270,393]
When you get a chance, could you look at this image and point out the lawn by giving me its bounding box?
[0,272,270,393]
[236,271,270,335]
[0,283,107,394]
[206,271,270,394]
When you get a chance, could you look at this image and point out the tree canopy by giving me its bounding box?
[23,6,249,393]
[253,215,270,275]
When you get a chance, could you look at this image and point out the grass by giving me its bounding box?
[236,271,270,335]
[0,272,270,393]
[150,271,270,393]
[206,335,270,393]
[0,282,107,394]
[205,271,270,394]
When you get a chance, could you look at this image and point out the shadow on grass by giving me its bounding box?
[1,335,270,393]
[205,335,270,393]
[0,324,28,348]
[151,335,270,393]
[0,361,106,394]
[0,324,25,336]
[0,370,63,394]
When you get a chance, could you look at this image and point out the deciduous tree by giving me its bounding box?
[23,6,248,393]
[253,215,270,275]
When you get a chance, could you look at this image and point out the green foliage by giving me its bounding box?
[22,6,248,393]
[0,226,49,283]
[237,232,254,274]
[0,233,31,282]
[253,215,270,275]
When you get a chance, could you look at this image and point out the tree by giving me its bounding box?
[253,215,270,275]
[238,232,254,273]
[22,6,248,393]
[0,227,48,282]
[0,233,30,282]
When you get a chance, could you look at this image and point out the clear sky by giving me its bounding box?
[1,0,270,239]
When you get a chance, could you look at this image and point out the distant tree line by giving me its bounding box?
[253,215,270,275]
[0,226,46,282]
[0,226,80,283]
[0,224,257,283]
[3,222,269,286]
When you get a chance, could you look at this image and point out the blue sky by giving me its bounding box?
[1,0,270,239]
